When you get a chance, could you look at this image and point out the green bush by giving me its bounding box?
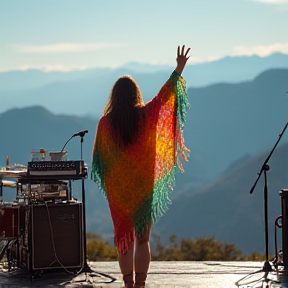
[86,233,118,261]
[152,234,243,261]
[86,232,267,261]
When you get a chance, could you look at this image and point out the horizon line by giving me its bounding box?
[0,51,288,73]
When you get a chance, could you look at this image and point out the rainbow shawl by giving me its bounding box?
[91,70,189,254]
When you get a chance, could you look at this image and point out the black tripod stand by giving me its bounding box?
[61,130,91,271]
[61,130,116,283]
[78,132,90,273]
[249,122,288,286]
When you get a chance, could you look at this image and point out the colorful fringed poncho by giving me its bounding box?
[91,70,189,254]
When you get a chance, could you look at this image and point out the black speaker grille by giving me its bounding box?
[31,203,83,270]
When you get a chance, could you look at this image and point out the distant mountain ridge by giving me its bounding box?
[1,53,287,91]
[157,142,288,254]
[0,53,288,116]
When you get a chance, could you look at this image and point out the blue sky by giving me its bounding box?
[0,0,288,72]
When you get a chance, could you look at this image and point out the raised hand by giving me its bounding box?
[175,45,191,76]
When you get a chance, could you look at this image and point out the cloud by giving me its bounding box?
[189,43,288,65]
[17,64,95,72]
[12,42,130,54]
[250,0,288,3]
[0,63,121,72]
[230,43,288,57]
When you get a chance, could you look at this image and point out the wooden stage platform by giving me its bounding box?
[1,261,288,287]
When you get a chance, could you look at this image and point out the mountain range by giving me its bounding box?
[0,54,288,254]
[1,53,288,117]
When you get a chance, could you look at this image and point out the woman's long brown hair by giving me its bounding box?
[103,75,144,146]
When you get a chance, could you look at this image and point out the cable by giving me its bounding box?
[60,136,73,153]
[235,269,265,287]
[44,202,115,284]
[235,267,281,287]
[45,202,82,275]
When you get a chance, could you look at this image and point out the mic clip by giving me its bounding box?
[73,130,88,137]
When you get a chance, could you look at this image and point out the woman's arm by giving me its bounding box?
[144,44,190,110]
[175,45,191,76]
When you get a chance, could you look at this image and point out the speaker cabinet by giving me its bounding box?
[281,190,288,269]
[30,203,83,270]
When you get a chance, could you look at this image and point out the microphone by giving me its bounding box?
[73,130,88,137]
[60,130,89,152]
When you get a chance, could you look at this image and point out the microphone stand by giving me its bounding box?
[250,121,288,283]
[76,137,116,281]
[61,132,91,271]
[60,131,116,282]
[79,133,92,273]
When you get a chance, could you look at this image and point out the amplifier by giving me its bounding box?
[30,203,83,270]
[27,161,85,176]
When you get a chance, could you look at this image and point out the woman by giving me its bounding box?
[91,45,190,287]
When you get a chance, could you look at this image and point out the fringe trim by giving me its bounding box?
[175,70,190,172]
[151,168,175,224]
[150,70,190,224]
[91,149,108,199]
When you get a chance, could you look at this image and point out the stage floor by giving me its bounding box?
[0,261,287,287]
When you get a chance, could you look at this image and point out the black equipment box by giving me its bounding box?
[30,202,83,270]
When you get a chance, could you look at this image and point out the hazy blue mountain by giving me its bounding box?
[1,53,288,91]
[156,142,288,255]
[185,68,288,183]
[0,70,169,117]
[186,52,288,87]
[0,106,97,164]
[0,68,111,91]
[1,53,288,116]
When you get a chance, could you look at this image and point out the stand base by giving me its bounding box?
[78,261,117,283]
[81,261,93,273]
[263,260,273,273]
